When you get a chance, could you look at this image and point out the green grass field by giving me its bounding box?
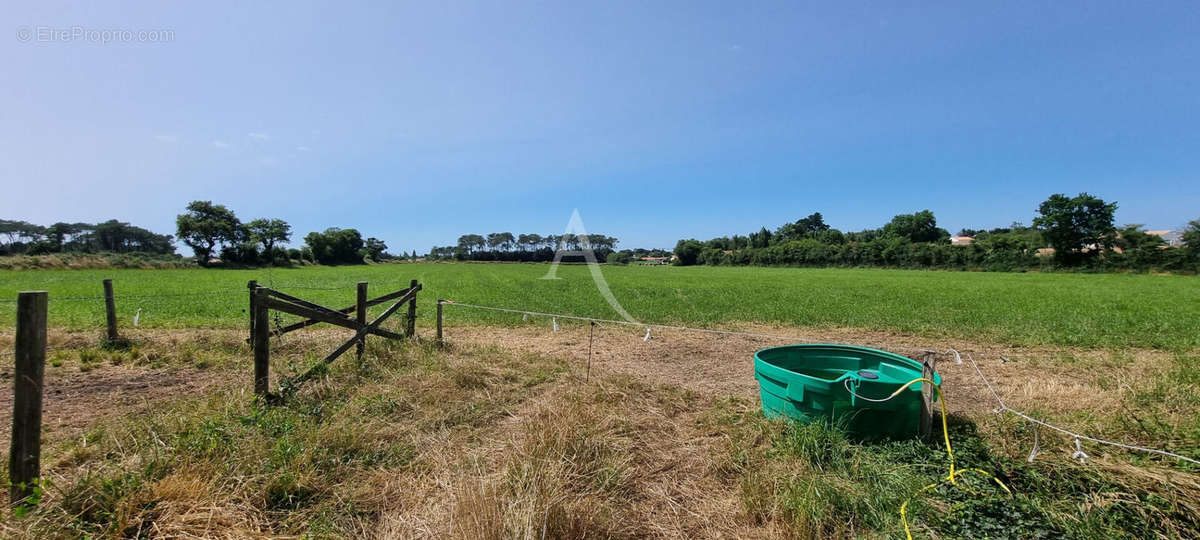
[1,263,1198,349]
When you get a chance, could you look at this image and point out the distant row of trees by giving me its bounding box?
[0,219,175,256]
[4,201,410,268]
[673,193,1200,272]
[175,201,393,266]
[428,233,619,262]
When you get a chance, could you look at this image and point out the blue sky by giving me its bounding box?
[4,1,1199,253]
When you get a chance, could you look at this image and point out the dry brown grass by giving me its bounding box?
[447,322,1194,463]
[368,375,767,539]
[0,254,192,271]
[121,468,270,538]
[0,322,1195,538]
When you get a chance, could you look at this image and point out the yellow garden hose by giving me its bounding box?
[850,377,1012,539]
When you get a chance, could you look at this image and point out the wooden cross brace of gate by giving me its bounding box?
[250,281,422,399]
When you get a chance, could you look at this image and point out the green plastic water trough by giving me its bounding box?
[754,344,939,439]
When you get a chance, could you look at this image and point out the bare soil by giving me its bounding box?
[443,321,1180,420]
[0,362,230,450]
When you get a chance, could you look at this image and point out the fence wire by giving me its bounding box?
[2,288,1196,466]
[441,300,1200,466]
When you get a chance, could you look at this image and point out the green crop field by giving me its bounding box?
[1,263,1198,350]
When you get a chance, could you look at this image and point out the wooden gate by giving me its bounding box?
[247,279,422,400]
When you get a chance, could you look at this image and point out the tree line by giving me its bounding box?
[0,219,174,256]
[672,193,1200,272]
[0,200,411,267]
[428,233,619,262]
[11,192,1197,273]
[175,201,401,266]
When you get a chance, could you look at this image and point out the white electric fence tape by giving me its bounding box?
[964,352,1199,465]
[443,301,938,356]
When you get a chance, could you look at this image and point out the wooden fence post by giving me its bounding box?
[919,353,939,441]
[247,280,257,342]
[406,279,418,337]
[436,299,444,344]
[356,282,368,364]
[102,279,118,342]
[253,287,270,396]
[10,291,47,505]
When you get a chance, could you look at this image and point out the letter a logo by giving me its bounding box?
[540,209,640,324]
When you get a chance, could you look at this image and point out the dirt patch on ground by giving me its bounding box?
[0,328,260,449]
[0,362,230,449]
[0,324,430,452]
[443,321,1181,421]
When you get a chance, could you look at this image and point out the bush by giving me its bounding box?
[605,251,632,265]
[673,240,703,266]
[304,228,365,265]
[218,243,260,265]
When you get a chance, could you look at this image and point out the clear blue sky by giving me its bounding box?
[4,1,1199,254]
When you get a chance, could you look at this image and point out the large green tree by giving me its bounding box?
[457,234,485,255]
[43,222,79,251]
[776,212,830,242]
[304,227,365,264]
[487,232,515,251]
[362,237,388,261]
[1033,193,1117,264]
[882,210,949,243]
[176,201,242,264]
[246,218,292,262]
[517,233,542,251]
[0,220,45,253]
